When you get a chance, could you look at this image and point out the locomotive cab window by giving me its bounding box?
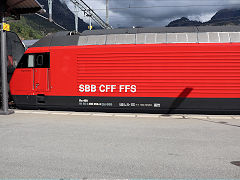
[28,55,34,68]
[36,54,44,67]
[17,53,50,68]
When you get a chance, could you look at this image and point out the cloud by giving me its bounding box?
[65,0,240,28]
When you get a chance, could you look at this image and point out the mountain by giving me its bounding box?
[167,8,240,27]
[211,8,240,21]
[207,8,240,26]
[9,15,63,40]
[37,0,88,32]
[9,0,88,39]
[167,17,202,27]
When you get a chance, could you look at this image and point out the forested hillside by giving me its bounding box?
[9,0,88,40]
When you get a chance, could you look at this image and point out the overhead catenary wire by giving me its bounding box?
[61,0,240,28]
[35,13,67,30]
[79,0,240,2]
[92,4,240,11]
[69,0,112,29]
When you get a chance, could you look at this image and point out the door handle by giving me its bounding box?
[36,83,39,88]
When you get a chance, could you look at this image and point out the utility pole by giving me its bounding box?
[89,14,92,30]
[106,0,109,25]
[48,0,53,22]
[0,15,13,115]
[74,4,78,32]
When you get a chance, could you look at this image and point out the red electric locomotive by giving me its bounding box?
[9,26,240,114]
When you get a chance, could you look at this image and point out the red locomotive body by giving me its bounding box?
[9,27,240,114]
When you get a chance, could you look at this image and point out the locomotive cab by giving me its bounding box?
[10,52,50,108]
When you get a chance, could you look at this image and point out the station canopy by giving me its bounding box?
[3,0,43,17]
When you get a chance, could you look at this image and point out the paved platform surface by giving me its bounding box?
[0,110,240,178]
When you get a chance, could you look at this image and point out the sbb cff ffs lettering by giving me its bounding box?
[79,84,137,93]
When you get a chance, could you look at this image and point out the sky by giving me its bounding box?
[64,0,240,28]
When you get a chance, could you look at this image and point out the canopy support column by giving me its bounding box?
[0,16,14,115]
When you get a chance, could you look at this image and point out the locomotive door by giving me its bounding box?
[33,53,50,93]
[34,68,50,92]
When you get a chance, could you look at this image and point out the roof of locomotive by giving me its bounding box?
[81,26,240,35]
[31,26,240,48]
